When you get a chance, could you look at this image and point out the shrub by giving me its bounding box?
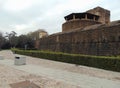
[11,48,120,72]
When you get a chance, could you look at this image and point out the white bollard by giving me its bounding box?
[0,55,4,60]
[14,56,26,65]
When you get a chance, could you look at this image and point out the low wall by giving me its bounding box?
[38,22,120,56]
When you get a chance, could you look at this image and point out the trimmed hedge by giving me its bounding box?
[12,49,120,72]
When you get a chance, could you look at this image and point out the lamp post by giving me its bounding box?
[25,44,27,50]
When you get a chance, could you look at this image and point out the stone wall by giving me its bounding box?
[62,20,101,32]
[87,7,110,24]
[38,21,120,56]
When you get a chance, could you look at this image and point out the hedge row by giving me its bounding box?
[12,49,120,72]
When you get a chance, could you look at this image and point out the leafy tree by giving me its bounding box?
[0,32,10,49]
[0,32,4,49]
[5,31,18,48]
[16,34,34,49]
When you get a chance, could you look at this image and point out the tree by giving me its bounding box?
[0,32,4,49]
[5,31,18,48]
[0,32,10,49]
[16,34,34,49]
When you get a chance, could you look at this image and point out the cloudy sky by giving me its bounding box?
[0,0,120,35]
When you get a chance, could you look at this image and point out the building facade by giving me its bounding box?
[62,7,110,32]
[37,7,120,56]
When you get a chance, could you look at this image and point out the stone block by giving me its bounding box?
[0,55,4,60]
[14,56,26,65]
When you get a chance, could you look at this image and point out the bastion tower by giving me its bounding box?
[62,6,110,32]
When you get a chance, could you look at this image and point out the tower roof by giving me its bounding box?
[64,12,99,20]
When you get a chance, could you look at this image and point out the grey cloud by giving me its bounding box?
[0,0,120,35]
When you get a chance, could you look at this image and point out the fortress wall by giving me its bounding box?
[62,20,101,32]
[87,7,110,24]
[38,24,120,56]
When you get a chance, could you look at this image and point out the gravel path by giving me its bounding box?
[0,50,120,88]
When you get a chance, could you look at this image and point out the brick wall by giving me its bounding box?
[62,20,101,32]
[87,7,110,24]
[38,22,120,56]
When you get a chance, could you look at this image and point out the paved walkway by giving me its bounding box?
[0,50,120,88]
